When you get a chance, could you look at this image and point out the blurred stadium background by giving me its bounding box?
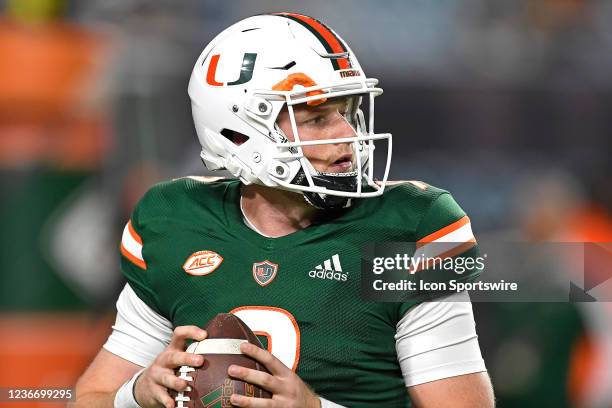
[0,0,611,407]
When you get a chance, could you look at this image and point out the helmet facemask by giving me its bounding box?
[249,79,392,210]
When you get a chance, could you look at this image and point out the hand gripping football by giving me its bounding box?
[174,313,271,408]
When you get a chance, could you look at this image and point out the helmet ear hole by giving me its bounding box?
[220,128,250,146]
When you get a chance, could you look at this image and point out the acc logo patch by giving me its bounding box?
[252,260,278,287]
[183,250,223,276]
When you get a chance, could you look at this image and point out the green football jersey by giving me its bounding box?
[119,177,481,407]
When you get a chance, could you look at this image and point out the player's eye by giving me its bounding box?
[303,114,327,125]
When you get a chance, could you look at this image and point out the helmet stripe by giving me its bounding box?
[272,12,351,71]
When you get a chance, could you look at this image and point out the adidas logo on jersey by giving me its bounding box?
[308,254,348,282]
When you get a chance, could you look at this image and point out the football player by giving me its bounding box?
[74,13,494,408]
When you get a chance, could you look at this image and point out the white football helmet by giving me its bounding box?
[188,12,392,209]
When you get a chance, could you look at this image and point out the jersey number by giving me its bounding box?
[230,306,300,371]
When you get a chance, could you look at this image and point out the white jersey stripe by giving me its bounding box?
[122,222,144,262]
[431,222,474,245]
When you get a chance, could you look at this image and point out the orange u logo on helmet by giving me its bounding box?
[206,53,258,87]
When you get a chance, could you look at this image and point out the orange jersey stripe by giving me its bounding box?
[127,220,143,245]
[120,243,147,270]
[417,216,471,247]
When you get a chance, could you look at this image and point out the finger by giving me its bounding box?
[158,371,189,392]
[239,343,288,376]
[161,350,204,368]
[151,384,176,408]
[168,326,207,350]
[228,365,279,394]
[230,394,274,408]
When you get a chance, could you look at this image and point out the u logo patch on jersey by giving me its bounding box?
[183,250,223,276]
[252,260,278,286]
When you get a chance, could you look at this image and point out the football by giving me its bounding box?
[174,313,271,408]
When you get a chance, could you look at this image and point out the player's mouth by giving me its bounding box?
[328,153,354,173]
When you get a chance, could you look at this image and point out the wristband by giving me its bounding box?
[319,397,347,408]
[114,368,145,408]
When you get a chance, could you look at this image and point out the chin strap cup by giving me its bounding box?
[291,169,358,210]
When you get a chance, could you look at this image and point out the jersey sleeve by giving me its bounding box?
[103,283,173,367]
[399,192,482,316]
[395,291,486,386]
[119,203,162,315]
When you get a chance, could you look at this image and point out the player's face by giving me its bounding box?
[276,98,356,173]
